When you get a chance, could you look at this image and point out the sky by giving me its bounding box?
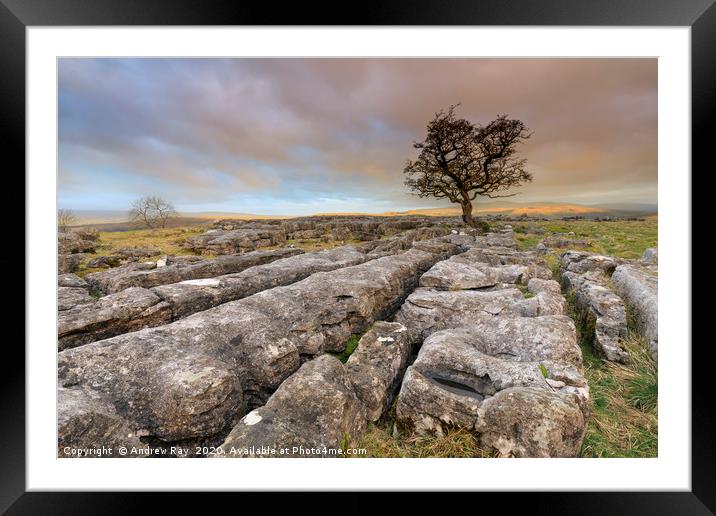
[58,58,657,216]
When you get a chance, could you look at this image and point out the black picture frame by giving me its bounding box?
[2,0,708,512]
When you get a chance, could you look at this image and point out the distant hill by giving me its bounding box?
[386,204,610,217]
[587,202,658,213]
[382,202,654,219]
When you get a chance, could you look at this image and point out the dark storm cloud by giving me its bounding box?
[58,58,657,213]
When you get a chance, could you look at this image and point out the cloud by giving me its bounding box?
[58,58,657,213]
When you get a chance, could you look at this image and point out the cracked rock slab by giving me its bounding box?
[58,273,94,311]
[57,240,458,450]
[58,384,147,458]
[574,282,629,363]
[560,251,622,279]
[184,228,287,255]
[611,264,658,362]
[345,321,411,421]
[560,253,630,363]
[58,286,95,311]
[58,253,86,274]
[151,245,370,320]
[417,248,550,290]
[59,333,246,443]
[215,355,366,457]
[86,248,302,294]
[393,286,566,344]
[57,287,172,350]
[395,325,588,457]
[474,386,588,457]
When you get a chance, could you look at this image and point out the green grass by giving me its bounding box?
[514,233,544,250]
[329,332,364,363]
[565,294,658,458]
[512,216,657,259]
[578,334,658,458]
[516,284,534,298]
[542,253,562,277]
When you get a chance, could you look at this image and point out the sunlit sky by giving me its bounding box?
[58,58,657,215]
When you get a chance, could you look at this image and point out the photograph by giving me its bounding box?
[56,57,659,460]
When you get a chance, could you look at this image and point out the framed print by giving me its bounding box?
[2,0,711,512]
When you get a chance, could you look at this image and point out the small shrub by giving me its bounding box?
[475,220,491,233]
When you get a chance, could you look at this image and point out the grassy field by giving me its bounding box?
[74,226,214,277]
[511,215,657,259]
[72,225,366,277]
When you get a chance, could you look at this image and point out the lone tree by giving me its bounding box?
[129,196,177,229]
[57,208,77,232]
[404,105,533,228]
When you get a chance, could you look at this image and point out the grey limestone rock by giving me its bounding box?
[57,287,172,350]
[58,253,85,273]
[641,247,658,263]
[58,273,94,311]
[560,251,621,279]
[395,326,587,457]
[184,228,287,255]
[57,241,458,451]
[611,264,658,362]
[151,245,368,320]
[58,384,147,458]
[216,355,366,457]
[574,282,629,363]
[86,248,302,294]
[474,386,588,457]
[345,321,412,421]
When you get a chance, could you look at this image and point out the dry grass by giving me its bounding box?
[578,334,658,458]
[357,424,497,458]
[567,294,659,458]
[354,397,497,458]
[74,226,214,277]
[74,227,370,277]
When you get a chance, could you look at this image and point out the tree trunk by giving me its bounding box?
[460,200,475,227]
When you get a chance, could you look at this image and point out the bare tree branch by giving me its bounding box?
[403,106,532,228]
[128,196,178,229]
[58,209,77,233]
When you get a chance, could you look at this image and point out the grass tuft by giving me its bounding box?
[571,305,658,458]
[357,424,497,458]
[515,284,534,298]
[329,333,361,363]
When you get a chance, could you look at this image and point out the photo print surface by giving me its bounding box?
[57,57,658,459]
